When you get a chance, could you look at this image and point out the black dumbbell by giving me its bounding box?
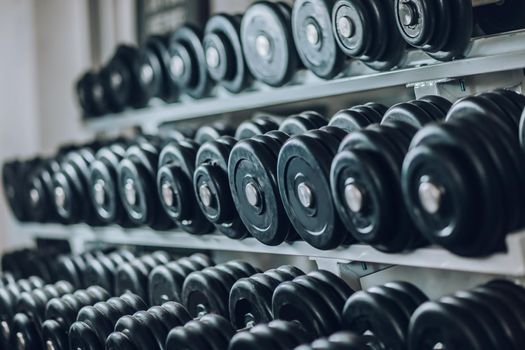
[204,14,252,93]
[165,313,235,350]
[343,281,428,350]
[69,293,147,350]
[229,320,312,350]
[193,137,250,239]
[76,71,108,117]
[234,115,281,140]
[0,277,44,349]
[157,140,215,235]
[83,250,136,295]
[39,286,110,350]
[241,1,300,87]
[52,148,100,225]
[402,90,525,256]
[228,113,327,245]
[0,273,15,289]
[118,141,173,230]
[330,96,449,252]
[276,104,384,250]
[106,301,191,350]
[331,0,406,71]
[11,281,74,350]
[89,142,136,227]
[394,0,525,61]
[115,251,171,304]
[409,280,525,350]
[295,332,369,350]
[148,254,214,307]
[181,261,260,319]
[133,35,173,105]
[167,25,212,99]
[101,44,148,111]
[291,0,346,79]
[2,158,43,222]
[195,123,236,145]
[23,250,62,284]
[24,158,62,223]
[55,250,108,289]
[229,265,304,329]
[273,270,354,338]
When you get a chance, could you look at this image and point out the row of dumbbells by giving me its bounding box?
[7,89,525,256]
[2,246,525,350]
[76,0,525,117]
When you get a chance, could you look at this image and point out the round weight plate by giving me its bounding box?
[204,14,250,93]
[292,0,345,79]
[168,25,211,99]
[277,133,348,250]
[229,138,292,245]
[241,1,298,87]
[394,0,436,47]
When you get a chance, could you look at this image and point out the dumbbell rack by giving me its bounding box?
[12,29,525,297]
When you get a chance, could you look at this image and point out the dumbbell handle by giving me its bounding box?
[472,0,502,7]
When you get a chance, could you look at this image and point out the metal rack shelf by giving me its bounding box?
[85,30,525,133]
[18,223,525,277]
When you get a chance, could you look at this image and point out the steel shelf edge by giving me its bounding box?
[17,223,525,276]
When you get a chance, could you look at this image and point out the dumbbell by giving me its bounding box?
[203,14,252,93]
[118,141,173,230]
[234,115,281,140]
[0,277,44,349]
[166,313,235,350]
[0,273,15,289]
[68,293,147,350]
[241,1,300,87]
[24,157,63,223]
[134,34,173,104]
[228,320,312,350]
[55,250,113,289]
[273,270,354,338]
[295,332,369,350]
[2,249,35,279]
[167,25,212,99]
[148,254,214,307]
[2,158,43,222]
[194,123,236,145]
[402,90,525,256]
[193,137,251,239]
[89,142,137,227]
[106,301,191,350]
[157,140,215,235]
[11,281,74,350]
[181,261,260,319]
[276,104,386,250]
[228,113,327,246]
[330,96,450,252]
[83,250,136,295]
[291,0,346,79]
[394,0,525,61]
[229,265,304,329]
[115,251,171,304]
[331,0,406,72]
[101,44,149,111]
[343,281,428,350]
[52,148,100,225]
[3,248,62,284]
[409,279,525,350]
[76,71,108,117]
[40,286,110,350]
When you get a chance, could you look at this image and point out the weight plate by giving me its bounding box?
[292,0,345,79]
[241,1,298,86]
[204,14,251,93]
[229,136,293,245]
[168,25,212,99]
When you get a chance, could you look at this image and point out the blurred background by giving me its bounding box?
[0,0,293,248]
